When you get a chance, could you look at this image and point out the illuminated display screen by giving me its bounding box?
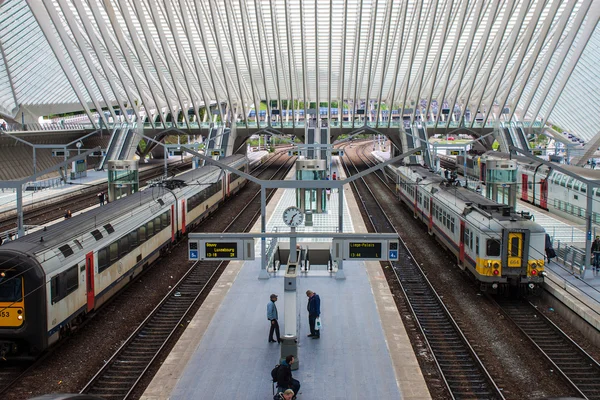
[450,150,460,155]
[205,242,238,258]
[349,242,382,259]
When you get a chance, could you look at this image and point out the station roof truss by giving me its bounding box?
[0,0,599,140]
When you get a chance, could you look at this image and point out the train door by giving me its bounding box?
[540,179,548,209]
[181,199,186,234]
[521,174,528,201]
[226,173,230,197]
[428,198,434,235]
[480,162,486,184]
[507,232,523,268]
[459,220,465,266]
[85,252,95,312]
[171,204,175,242]
[413,187,418,218]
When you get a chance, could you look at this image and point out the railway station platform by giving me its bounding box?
[513,201,600,344]
[141,158,431,399]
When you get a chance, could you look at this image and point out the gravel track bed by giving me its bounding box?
[346,144,582,399]
[3,155,286,400]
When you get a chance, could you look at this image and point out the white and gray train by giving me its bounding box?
[0,155,248,357]
[386,163,546,292]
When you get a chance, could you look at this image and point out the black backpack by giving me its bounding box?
[270,364,280,382]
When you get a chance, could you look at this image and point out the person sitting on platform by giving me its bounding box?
[276,355,300,397]
[273,389,295,400]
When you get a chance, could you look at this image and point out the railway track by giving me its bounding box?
[80,154,296,400]
[0,159,193,232]
[496,298,600,399]
[341,146,504,400]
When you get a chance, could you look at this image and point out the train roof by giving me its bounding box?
[170,154,247,185]
[4,187,170,255]
[485,152,600,181]
[400,164,543,225]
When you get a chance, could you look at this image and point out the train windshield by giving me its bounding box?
[0,271,23,302]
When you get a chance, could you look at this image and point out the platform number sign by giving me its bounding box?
[388,241,399,261]
[189,241,199,260]
[450,150,461,156]
[414,151,423,155]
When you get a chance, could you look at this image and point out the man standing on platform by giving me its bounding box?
[592,236,600,272]
[306,290,321,339]
[267,294,281,343]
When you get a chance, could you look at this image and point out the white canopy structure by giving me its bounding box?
[0,0,599,139]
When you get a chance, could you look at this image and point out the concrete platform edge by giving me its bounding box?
[139,260,244,400]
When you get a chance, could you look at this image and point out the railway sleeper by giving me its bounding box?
[95,380,131,388]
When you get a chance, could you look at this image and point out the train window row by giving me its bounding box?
[551,173,588,194]
[417,192,431,212]
[231,165,246,183]
[553,199,600,221]
[432,203,455,233]
[97,210,171,273]
[398,176,415,197]
[51,264,78,304]
[187,181,223,211]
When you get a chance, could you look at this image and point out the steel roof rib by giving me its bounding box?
[1,0,599,141]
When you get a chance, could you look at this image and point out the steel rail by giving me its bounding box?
[341,144,504,399]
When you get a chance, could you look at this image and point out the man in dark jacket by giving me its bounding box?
[276,355,300,397]
[592,236,600,270]
[306,290,321,338]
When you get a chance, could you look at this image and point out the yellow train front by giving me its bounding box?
[391,164,545,293]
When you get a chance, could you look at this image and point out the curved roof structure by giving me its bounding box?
[0,0,599,139]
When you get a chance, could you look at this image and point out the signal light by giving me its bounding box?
[493,269,499,276]
[531,269,537,275]
[0,272,5,277]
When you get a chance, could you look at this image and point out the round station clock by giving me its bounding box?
[283,206,304,227]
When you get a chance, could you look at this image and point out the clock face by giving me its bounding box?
[283,206,304,227]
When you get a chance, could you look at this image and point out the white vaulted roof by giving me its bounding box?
[0,0,599,139]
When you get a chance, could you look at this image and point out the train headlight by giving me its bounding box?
[531,263,538,269]
[17,315,22,320]
[492,283,498,289]
[493,262,500,269]
[528,283,535,290]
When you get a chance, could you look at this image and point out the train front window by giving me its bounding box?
[510,237,520,257]
[486,239,501,257]
[0,271,23,302]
